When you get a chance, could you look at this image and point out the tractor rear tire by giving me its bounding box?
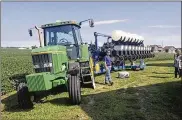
[17,83,33,109]
[68,75,81,105]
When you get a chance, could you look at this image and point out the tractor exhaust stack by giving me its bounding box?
[35,26,44,47]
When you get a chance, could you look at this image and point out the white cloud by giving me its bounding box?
[82,19,129,27]
[94,19,129,25]
[148,25,181,28]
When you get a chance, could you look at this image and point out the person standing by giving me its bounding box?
[178,54,182,78]
[174,50,180,78]
[104,50,113,85]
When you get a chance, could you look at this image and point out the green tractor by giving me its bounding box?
[17,19,96,109]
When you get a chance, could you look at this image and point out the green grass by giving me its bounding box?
[146,52,174,61]
[1,59,182,120]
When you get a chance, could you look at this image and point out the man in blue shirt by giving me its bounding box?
[104,50,113,85]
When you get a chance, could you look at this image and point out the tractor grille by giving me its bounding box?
[32,54,53,73]
[26,74,46,91]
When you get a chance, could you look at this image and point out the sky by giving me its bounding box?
[1,2,181,48]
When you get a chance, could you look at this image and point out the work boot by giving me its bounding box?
[175,75,177,78]
[105,82,109,85]
[110,81,114,86]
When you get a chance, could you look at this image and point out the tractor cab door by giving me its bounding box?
[66,26,82,60]
[65,25,83,60]
[66,45,79,60]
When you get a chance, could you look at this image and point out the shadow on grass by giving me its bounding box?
[146,63,174,67]
[43,97,72,106]
[79,81,182,120]
[1,92,33,112]
[95,82,105,85]
[152,72,174,74]
[148,76,171,79]
[2,81,182,120]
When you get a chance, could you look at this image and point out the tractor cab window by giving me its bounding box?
[73,26,82,45]
[44,25,79,46]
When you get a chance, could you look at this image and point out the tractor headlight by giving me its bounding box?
[61,64,66,71]
[43,63,53,67]
[34,64,40,69]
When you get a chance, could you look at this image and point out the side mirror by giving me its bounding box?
[28,29,33,36]
[89,19,94,27]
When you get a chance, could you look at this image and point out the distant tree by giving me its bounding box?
[31,45,37,49]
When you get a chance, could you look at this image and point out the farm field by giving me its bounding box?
[1,48,182,120]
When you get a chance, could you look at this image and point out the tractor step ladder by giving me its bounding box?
[80,67,92,84]
[82,73,92,77]
[80,62,96,89]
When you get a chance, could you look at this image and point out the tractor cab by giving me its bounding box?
[29,19,94,60]
[42,22,82,60]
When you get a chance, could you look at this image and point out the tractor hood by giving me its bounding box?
[31,45,67,55]
[31,45,68,74]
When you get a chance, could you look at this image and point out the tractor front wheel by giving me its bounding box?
[68,75,81,105]
[17,83,33,109]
